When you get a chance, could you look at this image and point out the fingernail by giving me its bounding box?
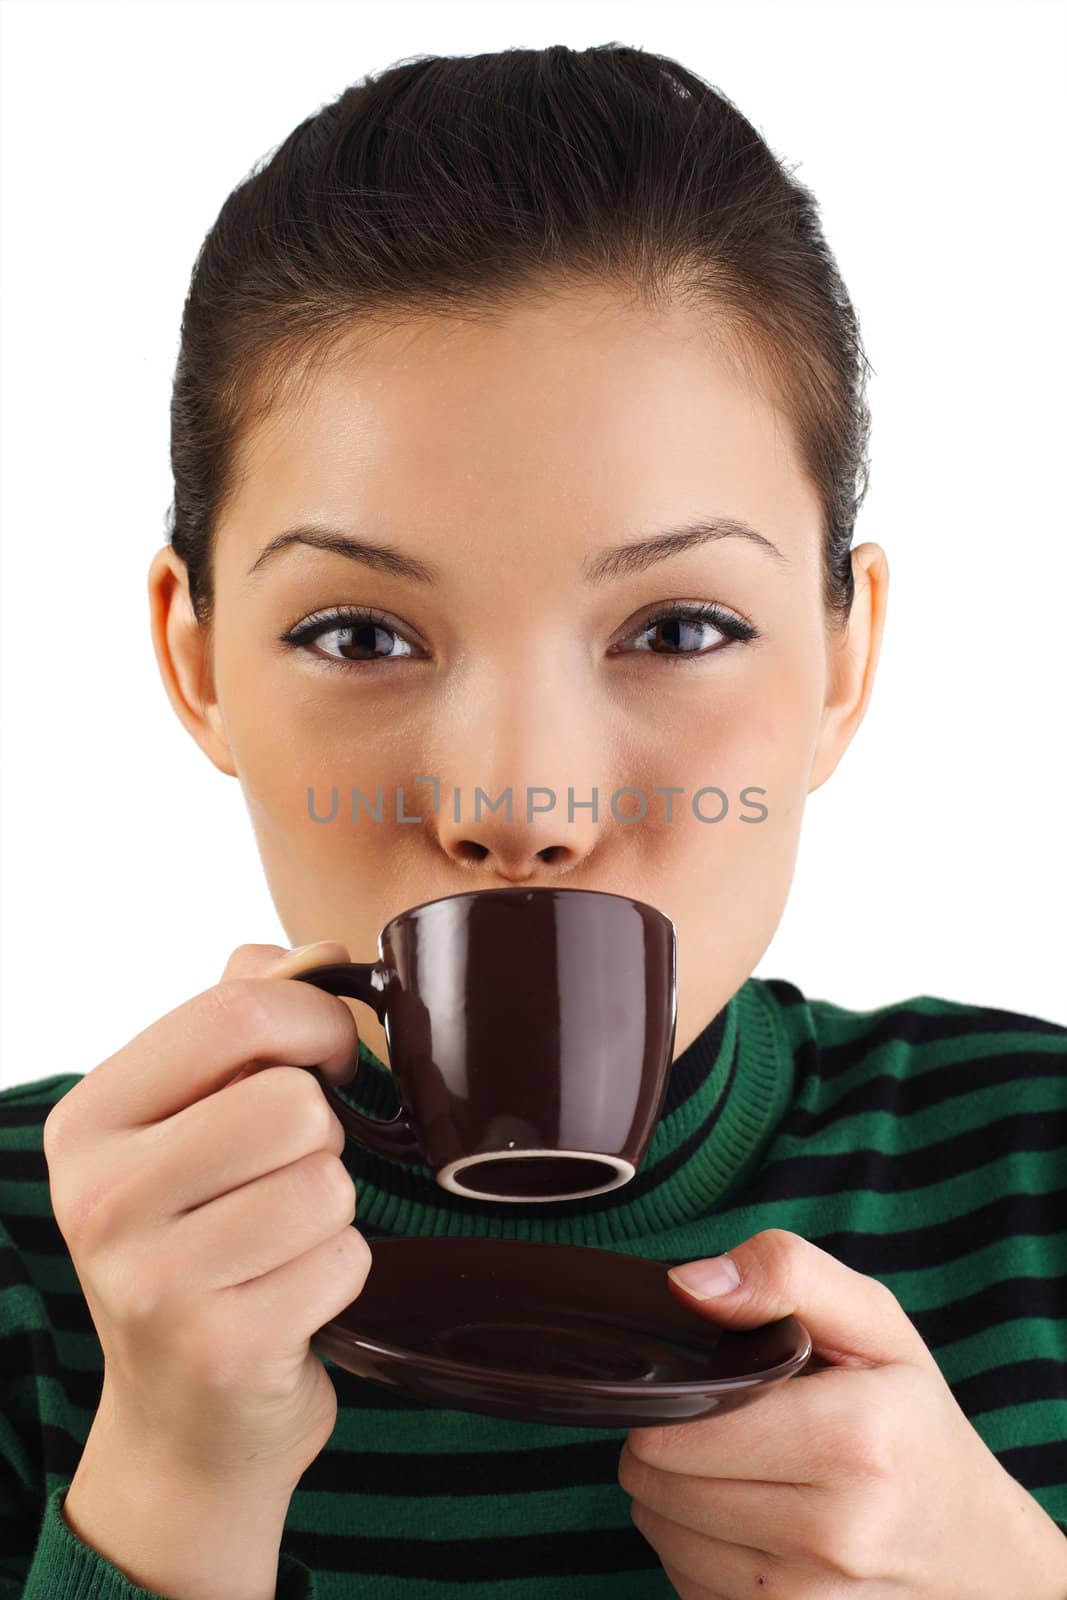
[273,942,343,975]
[286,941,346,961]
[668,1255,742,1299]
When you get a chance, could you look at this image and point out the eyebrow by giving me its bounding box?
[245,514,788,586]
[583,516,788,583]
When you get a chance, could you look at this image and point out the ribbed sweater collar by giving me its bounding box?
[337,976,791,1246]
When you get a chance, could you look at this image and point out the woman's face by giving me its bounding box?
[150,283,888,1068]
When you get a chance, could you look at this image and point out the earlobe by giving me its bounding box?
[146,546,238,778]
[808,543,889,794]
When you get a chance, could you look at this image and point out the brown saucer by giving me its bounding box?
[310,1236,813,1427]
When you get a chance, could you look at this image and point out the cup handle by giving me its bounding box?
[289,961,425,1167]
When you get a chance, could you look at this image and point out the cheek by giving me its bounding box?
[215,641,408,797]
[215,674,414,870]
[673,672,819,810]
[725,635,825,782]
[661,654,823,869]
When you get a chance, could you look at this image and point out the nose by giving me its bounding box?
[415,640,616,882]
[436,780,602,881]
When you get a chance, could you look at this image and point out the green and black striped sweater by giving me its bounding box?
[2,975,1065,1597]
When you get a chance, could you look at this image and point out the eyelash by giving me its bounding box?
[278,600,760,672]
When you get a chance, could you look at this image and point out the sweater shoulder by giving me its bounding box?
[0,1071,85,1122]
[0,1073,83,1214]
[0,1074,86,1324]
[753,974,1067,1051]
[748,975,1067,1109]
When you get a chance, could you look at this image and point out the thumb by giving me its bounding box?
[220,939,351,983]
[666,1227,935,1372]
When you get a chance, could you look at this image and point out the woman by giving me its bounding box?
[1,42,1064,1600]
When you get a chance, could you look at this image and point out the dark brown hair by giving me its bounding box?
[167,43,871,630]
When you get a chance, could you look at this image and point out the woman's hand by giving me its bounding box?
[44,939,372,1501]
[618,1229,1067,1599]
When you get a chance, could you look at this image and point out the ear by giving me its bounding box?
[808,542,889,794]
[147,545,238,779]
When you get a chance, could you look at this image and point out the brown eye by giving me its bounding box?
[615,602,758,660]
[280,607,426,667]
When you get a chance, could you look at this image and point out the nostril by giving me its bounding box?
[455,841,490,862]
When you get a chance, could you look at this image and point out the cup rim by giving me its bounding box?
[383,884,675,933]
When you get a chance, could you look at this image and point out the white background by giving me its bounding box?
[1,0,1065,1090]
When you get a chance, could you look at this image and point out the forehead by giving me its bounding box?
[220,284,822,571]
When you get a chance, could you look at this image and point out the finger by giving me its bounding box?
[220,941,351,984]
[621,1439,831,1560]
[659,1558,730,1600]
[220,942,353,1087]
[623,1362,886,1485]
[167,1146,358,1291]
[667,1228,934,1373]
[630,1501,785,1597]
[228,1220,374,1348]
[68,975,360,1133]
[123,1063,349,1222]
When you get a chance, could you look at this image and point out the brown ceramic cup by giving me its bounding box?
[290,886,677,1203]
